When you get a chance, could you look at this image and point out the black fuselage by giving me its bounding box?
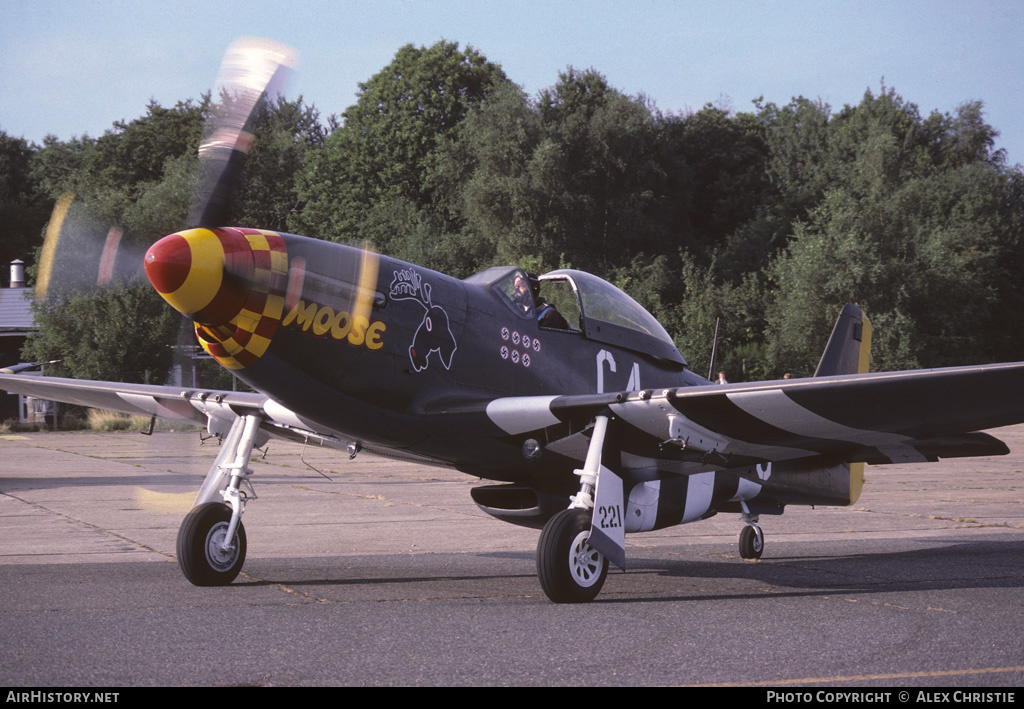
[231,234,699,483]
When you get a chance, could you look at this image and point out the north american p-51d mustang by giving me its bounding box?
[4,39,1024,602]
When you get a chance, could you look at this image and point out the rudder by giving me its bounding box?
[814,303,872,377]
[813,303,872,504]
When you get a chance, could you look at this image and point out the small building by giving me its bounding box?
[0,260,39,421]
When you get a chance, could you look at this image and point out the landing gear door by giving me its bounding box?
[589,467,626,570]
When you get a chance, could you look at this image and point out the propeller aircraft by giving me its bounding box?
[4,39,1024,603]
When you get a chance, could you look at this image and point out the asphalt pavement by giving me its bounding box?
[2,426,1023,686]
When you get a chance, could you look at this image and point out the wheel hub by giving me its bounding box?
[569,531,604,587]
[205,522,239,571]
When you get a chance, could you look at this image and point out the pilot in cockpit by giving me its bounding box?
[511,273,533,315]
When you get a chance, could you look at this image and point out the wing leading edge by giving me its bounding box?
[0,372,356,452]
[0,373,263,424]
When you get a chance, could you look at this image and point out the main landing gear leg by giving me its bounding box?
[537,414,611,603]
[177,414,262,586]
[738,502,764,560]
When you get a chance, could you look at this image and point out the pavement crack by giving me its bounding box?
[0,490,175,561]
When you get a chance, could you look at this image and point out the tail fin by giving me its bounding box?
[813,304,872,504]
[814,303,872,377]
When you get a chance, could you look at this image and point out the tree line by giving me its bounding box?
[3,40,1021,383]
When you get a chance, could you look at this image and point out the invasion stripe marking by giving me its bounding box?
[728,389,927,463]
[669,393,820,451]
[731,476,762,501]
[612,399,811,461]
[682,472,714,523]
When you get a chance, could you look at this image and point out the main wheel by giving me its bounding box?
[537,508,609,603]
[739,524,764,559]
[177,502,247,586]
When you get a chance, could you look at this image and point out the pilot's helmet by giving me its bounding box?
[513,274,529,298]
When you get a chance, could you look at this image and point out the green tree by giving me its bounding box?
[667,105,770,263]
[30,134,96,200]
[433,80,544,269]
[440,68,684,274]
[764,191,891,375]
[922,100,1006,171]
[765,162,1024,374]
[89,99,206,199]
[30,101,205,225]
[22,283,182,383]
[292,41,509,243]
[233,96,331,231]
[0,131,50,272]
[758,86,1023,374]
[28,99,205,253]
[529,68,678,271]
[757,96,833,219]
[669,253,769,381]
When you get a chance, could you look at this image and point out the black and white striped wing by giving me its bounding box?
[485,362,1024,469]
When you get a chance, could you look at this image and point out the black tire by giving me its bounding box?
[537,508,609,603]
[177,502,246,586]
[739,524,764,559]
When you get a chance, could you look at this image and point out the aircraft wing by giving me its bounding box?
[8,361,1024,471]
[485,361,1024,468]
[0,372,352,450]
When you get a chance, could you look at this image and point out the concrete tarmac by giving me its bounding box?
[2,425,1023,687]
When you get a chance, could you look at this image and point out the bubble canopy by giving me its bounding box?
[543,269,685,365]
[466,266,685,366]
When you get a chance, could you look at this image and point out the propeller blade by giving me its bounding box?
[36,195,149,297]
[35,193,75,301]
[352,242,380,327]
[97,227,123,286]
[188,37,298,228]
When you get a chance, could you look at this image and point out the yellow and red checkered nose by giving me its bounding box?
[145,227,289,370]
[144,228,254,326]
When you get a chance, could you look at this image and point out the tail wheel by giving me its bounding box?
[537,508,609,603]
[177,502,246,586]
[739,524,764,559]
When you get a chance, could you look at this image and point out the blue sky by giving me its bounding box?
[2,0,1022,166]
